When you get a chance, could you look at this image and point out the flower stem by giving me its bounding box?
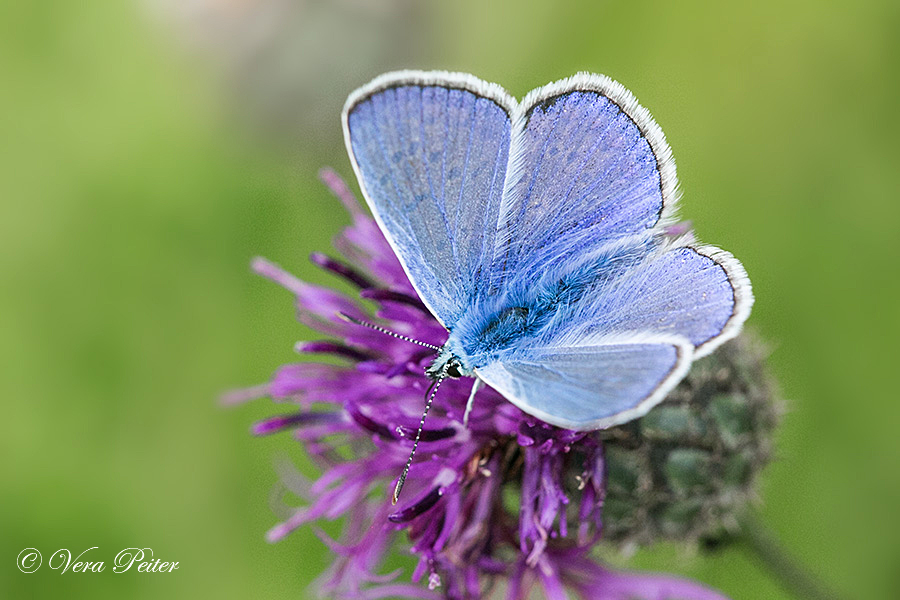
[739,513,844,600]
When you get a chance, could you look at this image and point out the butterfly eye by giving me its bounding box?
[445,361,462,379]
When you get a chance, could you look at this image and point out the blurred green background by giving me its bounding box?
[2,0,898,598]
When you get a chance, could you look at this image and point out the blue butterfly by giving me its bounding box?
[342,70,752,435]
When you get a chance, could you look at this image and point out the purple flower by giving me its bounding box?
[227,168,732,600]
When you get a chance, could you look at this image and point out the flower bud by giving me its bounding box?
[600,334,780,547]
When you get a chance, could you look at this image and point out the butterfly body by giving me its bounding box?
[343,71,753,431]
[438,232,650,369]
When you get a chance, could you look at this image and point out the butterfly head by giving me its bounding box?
[426,345,473,381]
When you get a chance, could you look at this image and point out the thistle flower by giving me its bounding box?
[227,168,776,600]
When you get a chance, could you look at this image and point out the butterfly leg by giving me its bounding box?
[463,378,484,428]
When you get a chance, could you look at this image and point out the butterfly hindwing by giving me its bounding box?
[343,71,516,326]
[476,333,693,430]
[472,242,750,430]
[543,243,753,358]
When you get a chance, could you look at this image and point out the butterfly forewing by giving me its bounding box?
[343,71,515,326]
[488,75,679,293]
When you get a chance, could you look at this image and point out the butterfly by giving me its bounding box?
[342,70,752,439]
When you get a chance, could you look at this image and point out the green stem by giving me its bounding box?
[739,513,844,600]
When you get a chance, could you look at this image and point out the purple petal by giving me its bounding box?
[319,167,366,220]
[360,288,430,313]
[388,487,442,523]
[219,383,270,406]
[295,340,375,361]
[310,252,376,289]
[574,563,732,600]
[251,412,340,436]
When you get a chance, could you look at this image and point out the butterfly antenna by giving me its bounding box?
[338,312,441,351]
[393,375,445,505]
